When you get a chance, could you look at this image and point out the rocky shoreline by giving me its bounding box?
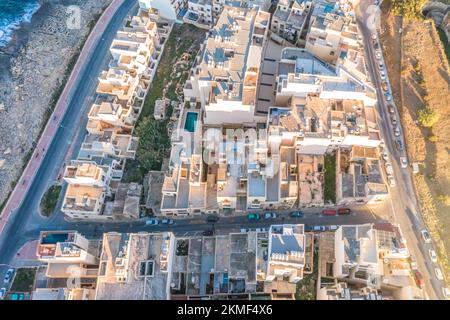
[0,0,112,207]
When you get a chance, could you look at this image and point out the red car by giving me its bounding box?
[338,208,351,215]
[322,209,337,216]
[414,271,425,289]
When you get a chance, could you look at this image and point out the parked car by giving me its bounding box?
[378,62,384,70]
[395,139,404,151]
[388,104,395,114]
[247,213,260,221]
[421,229,432,243]
[313,226,326,232]
[255,227,267,233]
[380,71,386,81]
[322,209,337,216]
[145,219,159,226]
[429,249,437,263]
[400,157,408,169]
[305,225,313,232]
[240,228,250,233]
[0,288,6,300]
[414,271,425,289]
[3,269,14,284]
[374,42,380,50]
[381,81,389,92]
[327,225,338,231]
[385,92,392,101]
[390,114,397,125]
[202,230,214,236]
[387,175,396,187]
[338,208,351,215]
[206,215,219,223]
[264,212,277,219]
[290,211,304,218]
[371,33,377,40]
[375,50,382,60]
[442,287,450,300]
[394,126,400,136]
[161,219,174,225]
[385,163,394,175]
[410,255,418,270]
[435,268,444,281]
[382,151,389,162]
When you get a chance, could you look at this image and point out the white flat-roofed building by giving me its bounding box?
[183,6,270,125]
[95,232,175,300]
[271,0,313,46]
[36,231,100,279]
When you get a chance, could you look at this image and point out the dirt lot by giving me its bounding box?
[380,6,450,278]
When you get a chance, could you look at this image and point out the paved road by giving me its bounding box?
[355,0,445,299]
[0,0,138,263]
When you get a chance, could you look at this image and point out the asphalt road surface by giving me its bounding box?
[355,0,445,299]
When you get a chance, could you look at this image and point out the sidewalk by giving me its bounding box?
[0,0,126,234]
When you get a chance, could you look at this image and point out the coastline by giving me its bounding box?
[0,0,113,208]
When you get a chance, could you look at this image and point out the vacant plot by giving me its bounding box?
[123,23,206,183]
[10,267,37,292]
[380,3,450,279]
[40,184,62,217]
[324,154,336,204]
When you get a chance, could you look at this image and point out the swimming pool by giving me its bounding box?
[41,233,69,244]
[184,112,198,133]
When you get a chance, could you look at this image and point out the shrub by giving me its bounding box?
[428,134,438,142]
[418,108,439,127]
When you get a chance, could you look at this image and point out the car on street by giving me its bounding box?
[375,50,382,60]
[410,255,418,270]
[414,271,425,289]
[395,139,404,151]
[206,215,219,223]
[247,213,260,221]
[391,114,397,125]
[264,212,277,219]
[290,211,304,218]
[429,249,437,263]
[421,229,432,243]
[382,151,389,162]
[145,219,159,226]
[435,268,444,281]
[313,226,326,232]
[385,92,392,101]
[443,288,450,300]
[387,175,396,187]
[322,209,337,216]
[240,228,250,233]
[338,208,351,215]
[202,230,214,236]
[393,126,400,137]
[327,225,338,231]
[161,219,174,225]
[385,163,394,175]
[0,288,6,300]
[400,157,408,168]
[3,269,14,284]
[388,104,395,114]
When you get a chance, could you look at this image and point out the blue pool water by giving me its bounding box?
[184,112,198,133]
[41,233,69,244]
[0,0,41,47]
